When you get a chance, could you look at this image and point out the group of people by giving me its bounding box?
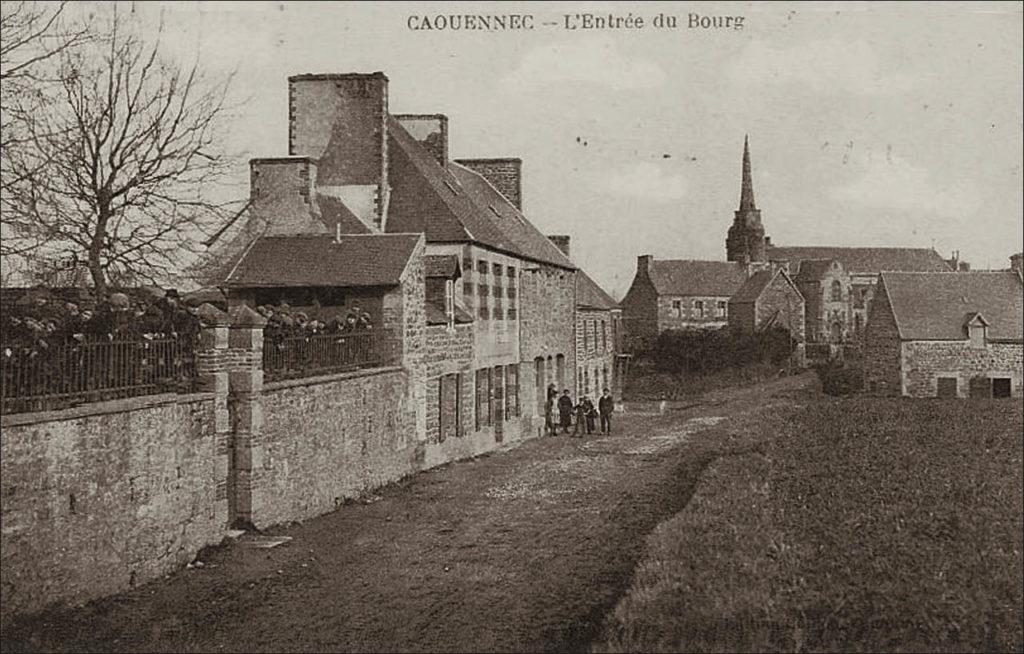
[259,303,374,340]
[545,384,615,437]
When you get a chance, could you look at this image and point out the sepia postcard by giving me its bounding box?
[1,2,1021,652]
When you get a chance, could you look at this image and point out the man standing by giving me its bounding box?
[557,389,574,434]
[598,387,614,434]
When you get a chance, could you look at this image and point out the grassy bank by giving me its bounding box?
[597,397,1024,652]
[623,363,790,400]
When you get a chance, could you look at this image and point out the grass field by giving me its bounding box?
[596,397,1024,653]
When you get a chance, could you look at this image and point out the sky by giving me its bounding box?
[91,1,1023,298]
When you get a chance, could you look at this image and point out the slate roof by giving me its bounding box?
[425,255,461,279]
[577,271,617,310]
[793,259,841,281]
[425,300,473,325]
[648,260,748,297]
[316,193,371,234]
[223,234,420,288]
[768,246,951,274]
[881,271,1023,342]
[385,117,574,270]
[730,270,773,303]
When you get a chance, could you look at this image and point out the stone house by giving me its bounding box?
[863,269,1023,398]
[545,235,622,398]
[619,256,747,351]
[728,267,805,344]
[201,71,577,446]
[791,259,852,343]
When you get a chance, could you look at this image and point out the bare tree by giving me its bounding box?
[2,9,240,294]
[0,1,90,270]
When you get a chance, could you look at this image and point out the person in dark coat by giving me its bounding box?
[573,398,587,437]
[557,389,574,434]
[599,388,614,434]
[583,396,597,434]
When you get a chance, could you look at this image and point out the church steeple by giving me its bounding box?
[726,135,767,263]
[739,134,756,211]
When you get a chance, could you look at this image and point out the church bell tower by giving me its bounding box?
[726,135,767,263]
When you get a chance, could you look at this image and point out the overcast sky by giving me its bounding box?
[105,1,1022,298]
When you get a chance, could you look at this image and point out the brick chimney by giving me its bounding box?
[249,157,327,236]
[637,255,653,276]
[395,114,448,167]
[288,72,390,230]
[547,235,571,259]
[454,158,522,210]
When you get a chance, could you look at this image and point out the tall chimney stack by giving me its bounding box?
[288,72,390,230]
[547,235,571,259]
[454,158,522,210]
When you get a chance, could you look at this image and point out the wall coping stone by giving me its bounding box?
[196,303,230,327]
[262,365,405,392]
[1,392,216,428]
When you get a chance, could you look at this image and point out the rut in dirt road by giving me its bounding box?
[1,375,812,654]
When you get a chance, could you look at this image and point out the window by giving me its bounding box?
[506,364,520,417]
[478,283,489,297]
[583,369,590,396]
[854,314,862,334]
[717,301,728,317]
[478,306,489,320]
[493,263,503,276]
[478,261,488,275]
[993,378,1012,398]
[831,280,842,302]
[694,300,705,318]
[492,366,503,424]
[671,300,683,318]
[601,321,607,351]
[507,266,516,282]
[556,354,565,390]
[492,306,503,320]
[493,283,502,297]
[507,287,517,300]
[463,256,473,273]
[937,377,957,398]
[507,307,517,320]
[445,280,455,326]
[583,322,589,351]
[968,323,986,347]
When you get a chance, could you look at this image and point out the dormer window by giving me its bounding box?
[964,313,989,347]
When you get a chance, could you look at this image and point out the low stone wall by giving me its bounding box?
[0,393,227,621]
[257,367,421,526]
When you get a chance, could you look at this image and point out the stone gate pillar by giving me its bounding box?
[194,304,232,527]
[227,305,267,528]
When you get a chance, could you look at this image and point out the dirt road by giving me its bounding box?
[1,374,814,653]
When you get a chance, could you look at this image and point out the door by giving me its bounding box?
[936,377,957,399]
[968,376,992,398]
[492,366,504,443]
[992,378,1012,398]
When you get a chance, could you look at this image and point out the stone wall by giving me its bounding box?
[424,323,473,445]
[657,294,731,332]
[901,341,1023,398]
[863,281,903,396]
[619,263,658,352]
[576,308,616,397]
[754,275,805,342]
[520,263,576,431]
[257,368,418,526]
[0,393,226,620]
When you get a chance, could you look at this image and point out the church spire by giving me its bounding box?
[739,134,756,211]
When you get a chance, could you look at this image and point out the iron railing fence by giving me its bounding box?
[262,330,399,381]
[1,334,198,415]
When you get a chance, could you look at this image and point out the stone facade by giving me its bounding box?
[657,294,731,331]
[520,263,577,436]
[424,323,473,448]
[796,262,851,344]
[576,308,616,398]
[900,341,1023,398]
[0,393,226,620]
[619,265,658,352]
[863,282,902,395]
[729,273,805,342]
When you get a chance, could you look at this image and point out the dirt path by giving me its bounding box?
[2,374,815,654]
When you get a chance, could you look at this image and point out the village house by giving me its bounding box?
[863,266,1023,398]
[202,71,578,448]
[728,266,806,347]
[546,235,623,398]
